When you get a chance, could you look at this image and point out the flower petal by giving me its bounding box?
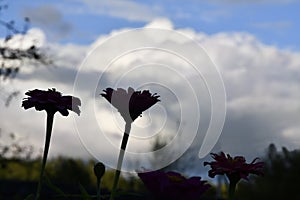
[22,88,81,116]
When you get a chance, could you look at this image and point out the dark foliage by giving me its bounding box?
[236,144,300,200]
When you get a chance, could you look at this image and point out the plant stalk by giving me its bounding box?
[96,178,101,200]
[109,123,131,200]
[35,112,55,200]
[228,179,238,200]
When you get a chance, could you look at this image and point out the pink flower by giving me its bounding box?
[138,170,210,200]
[101,87,160,123]
[204,152,264,182]
[22,88,81,116]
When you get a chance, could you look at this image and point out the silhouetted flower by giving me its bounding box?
[101,87,160,200]
[22,88,81,200]
[22,88,81,116]
[138,170,210,200]
[101,87,160,123]
[204,152,264,182]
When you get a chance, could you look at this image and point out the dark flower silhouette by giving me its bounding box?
[22,88,81,116]
[22,88,81,200]
[204,152,264,200]
[101,87,160,200]
[101,87,160,123]
[204,152,264,181]
[138,170,210,200]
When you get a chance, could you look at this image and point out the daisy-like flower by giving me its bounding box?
[22,88,81,200]
[204,152,264,200]
[204,152,264,181]
[101,87,160,123]
[22,88,81,116]
[101,87,160,200]
[138,170,210,200]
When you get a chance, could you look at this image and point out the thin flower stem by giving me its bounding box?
[35,112,55,200]
[96,178,101,200]
[109,123,131,200]
[228,180,237,200]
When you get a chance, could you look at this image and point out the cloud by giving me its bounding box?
[21,5,73,41]
[1,19,300,172]
[145,18,174,29]
[199,31,300,158]
[0,28,45,49]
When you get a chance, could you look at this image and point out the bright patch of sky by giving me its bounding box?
[3,0,300,50]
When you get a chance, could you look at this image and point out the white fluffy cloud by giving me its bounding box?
[1,18,300,171]
[0,28,45,50]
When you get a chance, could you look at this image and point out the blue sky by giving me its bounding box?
[4,0,300,49]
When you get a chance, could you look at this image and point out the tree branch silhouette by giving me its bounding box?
[0,1,52,106]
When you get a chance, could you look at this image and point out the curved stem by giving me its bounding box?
[35,112,55,200]
[110,123,131,200]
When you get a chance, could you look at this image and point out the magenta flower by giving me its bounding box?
[22,88,81,116]
[204,152,264,200]
[138,170,210,200]
[204,152,264,181]
[101,87,160,123]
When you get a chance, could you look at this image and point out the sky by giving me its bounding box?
[1,0,300,175]
[3,0,300,49]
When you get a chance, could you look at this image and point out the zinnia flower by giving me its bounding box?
[138,170,210,200]
[101,87,160,123]
[22,88,81,200]
[204,152,264,181]
[22,88,81,116]
[101,87,160,200]
[204,152,264,200]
